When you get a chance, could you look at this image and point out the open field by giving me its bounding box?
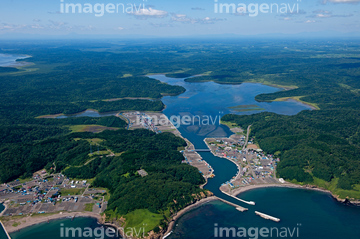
[273,96,320,110]
[69,125,119,133]
[124,209,163,234]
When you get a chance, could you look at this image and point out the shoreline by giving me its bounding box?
[273,97,319,110]
[163,196,217,237]
[3,212,102,234]
[0,202,7,217]
[203,138,242,181]
[232,183,360,206]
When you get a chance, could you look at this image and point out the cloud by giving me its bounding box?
[191,7,205,10]
[0,23,25,31]
[279,9,307,17]
[171,14,225,24]
[0,21,95,33]
[294,19,320,23]
[322,0,360,4]
[33,19,41,22]
[0,23,44,31]
[48,20,68,28]
[305,20,318,23]
[130,8,168,19]
[116,27,124,30]
[308,10,353,18]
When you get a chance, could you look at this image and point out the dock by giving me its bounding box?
[0,221,12,239]
[217,198,248,212]
[255,211,280,222]
[222,191,256,205]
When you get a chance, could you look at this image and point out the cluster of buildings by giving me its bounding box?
[0,173,105,217]
[205,135,282,192]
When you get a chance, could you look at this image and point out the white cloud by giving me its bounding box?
[322,0,360,3]
[171,14,225,24]
[131,8,168,18]
[308,10,354,18]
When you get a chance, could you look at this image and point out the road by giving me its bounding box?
[117,113,131,130]
[242,125,252,151]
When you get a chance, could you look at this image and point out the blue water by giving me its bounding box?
[153,74,309,199]
[0,54,30,67]
[169,188,360,239]
[145,75,360,239]
[9,75,360,239]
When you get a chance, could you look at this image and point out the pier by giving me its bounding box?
[0,221,11,239]
[255,211,280,222]
[217,198,248,212]
[222,191,256,205]
[162,231,173,239]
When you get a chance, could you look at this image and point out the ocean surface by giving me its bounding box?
[7,75,360,239]
[0,54,30,67]
[169,188,360,239]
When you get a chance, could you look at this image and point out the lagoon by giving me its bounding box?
[8,74,360,239]
[148,75,360,239]
[0,54,30,67]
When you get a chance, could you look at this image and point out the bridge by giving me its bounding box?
[187,149,211,152]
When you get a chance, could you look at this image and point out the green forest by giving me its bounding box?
[1,39,360,222]
[0,40,211,233]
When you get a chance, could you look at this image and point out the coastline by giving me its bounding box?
[203,138,242,181]
[163,196,217,237]
[232,183,360,206]
[3,212,102,234]
[273,97,319,110]
[202,131,360,206]
[0,202,8,217]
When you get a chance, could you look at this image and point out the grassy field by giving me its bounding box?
[291,177,360,200]
[228,105,265,112]
[84,203,94,212]
[60,188,85,196]
[124,209,164,234]
[12,222,21,227]
[83,138,104,144]
[246,77,299,90]
[313,177,360,199]
[220,120,239,129]
[273,96,320,110]
[68,125,119,133]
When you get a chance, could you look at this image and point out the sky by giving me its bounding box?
[0,0,359,37]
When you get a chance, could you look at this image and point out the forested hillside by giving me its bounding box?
[0,41,209,233]
[1,39,360,203]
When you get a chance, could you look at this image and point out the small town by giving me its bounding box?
[204,132,283,194]
[0,170,107,219]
